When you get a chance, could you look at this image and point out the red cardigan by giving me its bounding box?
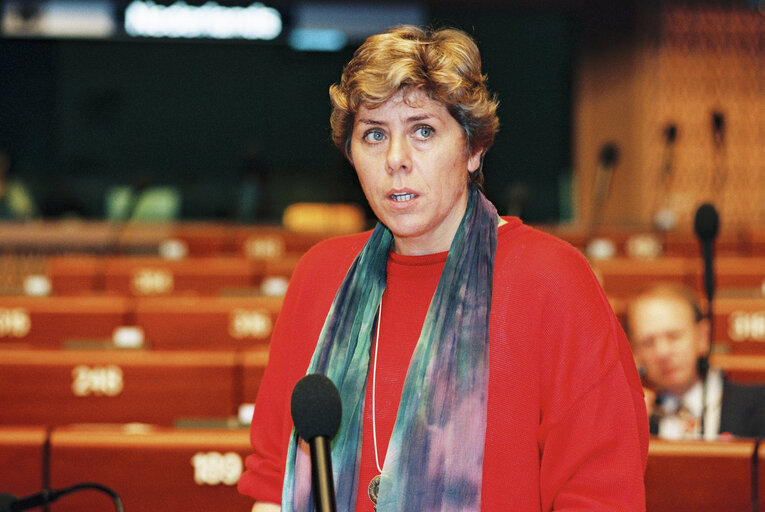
[238,218,649,511]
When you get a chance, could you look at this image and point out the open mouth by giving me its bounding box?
[390,193,417,202]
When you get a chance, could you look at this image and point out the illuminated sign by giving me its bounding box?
[1,0,115,38]
[124,1,282,40]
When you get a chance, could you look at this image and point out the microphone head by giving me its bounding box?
[290,373,342,441]
[693,203,720,241]
[711,111,725,135]
[598,142,620,169]
[663,124,677,144]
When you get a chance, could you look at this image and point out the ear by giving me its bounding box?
[695,317,711,355]
[345,137,354,165]
[467,147,483,174]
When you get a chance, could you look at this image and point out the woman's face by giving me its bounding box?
[350,89,482,256]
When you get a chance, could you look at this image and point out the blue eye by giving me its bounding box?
[363,130,385,143]
[414,126,433,139]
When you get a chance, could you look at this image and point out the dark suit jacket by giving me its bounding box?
[719,379,765,438]
[649,377,765,438]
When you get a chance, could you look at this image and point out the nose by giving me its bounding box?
[653,337,673,358]
[386,134,412,175]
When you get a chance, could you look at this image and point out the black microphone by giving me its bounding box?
[291,373,342,512]
[694,203,719,303]
[589,142,620,233]
[711,111,725,147]
[694,203,719,437]
[663,123,677,145]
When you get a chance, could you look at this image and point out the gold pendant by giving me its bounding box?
[368,474,381,509]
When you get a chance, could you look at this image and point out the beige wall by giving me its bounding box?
[573,4,764,231]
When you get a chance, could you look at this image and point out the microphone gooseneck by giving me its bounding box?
[0,483,124,512]
[693,202,719,438]
[291,373,342,512]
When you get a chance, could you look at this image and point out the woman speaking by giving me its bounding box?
[238,25,648,512]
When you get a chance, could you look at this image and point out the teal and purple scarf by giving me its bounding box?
[283,185,497,511]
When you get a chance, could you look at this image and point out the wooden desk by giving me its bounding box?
[645,438,763,512]
[710,354,765,384]
[103,256,262,296]
[46,255,102,294]
[710,257,765,292]
[0,221,169,254]
[592,257,697,297]
[48,425,254,512]
[0,426,47,498]
[592,256,765,299]
[0,349,238,426]
[240,348,269,407]
[233,226,329,260]
[0,296,131,349]
[135,296,282,350]
[714,297,765,353]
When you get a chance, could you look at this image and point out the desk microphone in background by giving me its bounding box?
[0,482,124,512]
[653,123,678,230]
[693,202,719,437]
[589,142,620,233]
[291,373,342,512]
[710,110,728,197]
[694,202,719,307]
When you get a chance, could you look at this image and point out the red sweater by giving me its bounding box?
[238,218,649,511]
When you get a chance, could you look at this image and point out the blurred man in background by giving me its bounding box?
[627,284,765,440]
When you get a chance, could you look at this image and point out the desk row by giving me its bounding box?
[1,294,764,352]
[542,224,765,258]
[1,348,764,429]
[4,254,300,297]
[43,254,765,298]
[1,425,764,512]
[0,221,330,257]
[0,348,268,427]
[0,295,281,350]
[4,220,765,258]
[590,255,765,298]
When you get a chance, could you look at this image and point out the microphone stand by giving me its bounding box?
[695,204,718,439]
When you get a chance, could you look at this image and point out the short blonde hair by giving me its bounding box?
[329,25,499,188]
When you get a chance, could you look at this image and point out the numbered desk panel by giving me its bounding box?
[235,227,328,260]
[645,439,763,512]
[103,256,262,296]
[714,297,765,353]
[48,425,254,512]
[0,296,131,349]
[0,349,238,426]
[135,296,282,350]
[0,426,47,498]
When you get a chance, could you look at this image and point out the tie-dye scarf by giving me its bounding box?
[282,185,497,511]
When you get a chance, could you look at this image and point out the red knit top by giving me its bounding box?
[238,218,649,511]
